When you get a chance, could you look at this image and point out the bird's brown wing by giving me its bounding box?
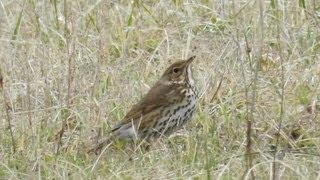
[90,83,174,154]
[111,82,178,132]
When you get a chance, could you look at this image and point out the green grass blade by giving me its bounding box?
[299,0,306,8]
[11,9,23,45]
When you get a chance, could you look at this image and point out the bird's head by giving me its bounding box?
[160,56,196,86]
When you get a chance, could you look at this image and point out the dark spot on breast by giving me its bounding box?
[151,132,157,138]
[173,106,182,114]
[163,109,170,116]
[159,126,164,132]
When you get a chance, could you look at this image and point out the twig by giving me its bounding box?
[272,2,286,179]
[243,32,254,180]
[57,0,73,153]
[209,72,224,103]
[26,61,33,127]
[0,68,16,153]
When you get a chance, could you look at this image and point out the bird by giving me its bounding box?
[90,56,199,154]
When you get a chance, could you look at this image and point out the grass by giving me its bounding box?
[1,0,320,179]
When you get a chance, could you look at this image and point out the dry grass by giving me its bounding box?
[0,0,320,179]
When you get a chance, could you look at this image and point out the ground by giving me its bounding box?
[0,0,320,179]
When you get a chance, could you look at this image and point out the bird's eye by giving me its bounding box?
[172,67,180,74]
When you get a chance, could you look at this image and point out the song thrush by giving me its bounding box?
[91,56,198,153]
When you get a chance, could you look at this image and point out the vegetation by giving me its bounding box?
[0,0,319,179]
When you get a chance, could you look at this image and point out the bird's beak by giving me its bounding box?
[186,56,196,64]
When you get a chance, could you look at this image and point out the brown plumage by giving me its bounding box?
[90,56,198,154]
